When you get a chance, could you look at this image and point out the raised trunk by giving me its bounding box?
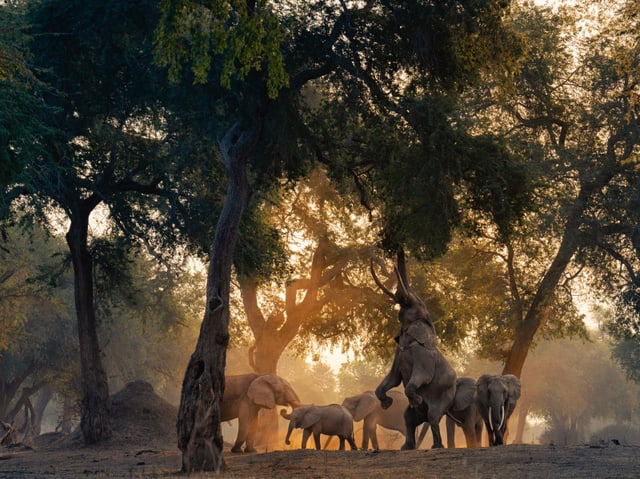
[176,123,257,473]
[66,217,111,444]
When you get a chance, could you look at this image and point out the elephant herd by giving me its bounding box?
[219,259,521,452]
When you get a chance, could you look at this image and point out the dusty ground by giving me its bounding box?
[1,381,639,478]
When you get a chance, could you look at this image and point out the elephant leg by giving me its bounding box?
[404,382,423,407]
[502,420,510,445]
[370,424,379,451]
[232,405,255,453]
[338,436,345,450]
[482,418,494,446]
[426,404,448,449]
[430,423,444,449]
[445,416,456,449]
[362,420,377,450]
[301,429,311,449]
[401,407,422,450]
[313,431,322,450]
[375,363,402,409]
[462,423,477,448]
[474,422,484,448]
[347,434,358,451]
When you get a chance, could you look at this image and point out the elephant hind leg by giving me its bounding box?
[313,431,322,450]
[347,435,358,450]
[430,423,444,448]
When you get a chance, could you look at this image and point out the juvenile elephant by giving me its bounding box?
[372,255,457,449]
[342,390,428,450]
[281,404,357,450]
[221,373,303,453]
[476,374,521,446]
[445,377,483,448]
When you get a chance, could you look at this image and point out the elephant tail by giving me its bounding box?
[280,409,292,420]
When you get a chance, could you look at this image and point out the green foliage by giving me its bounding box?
[0,223,77,421]
[0,1,55,187]
[154,0,288,98]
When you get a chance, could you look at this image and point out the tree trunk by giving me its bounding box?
[502,232,578,377]
[176,122,257,473]
[514,404,528,444]
[66,216,111,444]
[33,385,53,436]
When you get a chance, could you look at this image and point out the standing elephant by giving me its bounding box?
[221,373,303,453]
[445,377,483,448]
[476,374,521,446]
[281,404,358,450]
[342,390,428,450]
[372,255,457,449]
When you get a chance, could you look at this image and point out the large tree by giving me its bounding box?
[236,169,392,375]
[1,0,185,444]
[155,0,521,472]
[405,2,640,379]
[494,2,640,377]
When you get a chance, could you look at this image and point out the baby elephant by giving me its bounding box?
[281,404,357,450]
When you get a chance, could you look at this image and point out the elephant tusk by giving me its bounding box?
[488,406,494,431]
[499,405,505,431]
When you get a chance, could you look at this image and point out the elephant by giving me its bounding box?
[341,390,429,450]
[445,377,483,448]
[372,255,457,449]
[221,373,303,453]
[281,404,358,450]
[476,374,522,446]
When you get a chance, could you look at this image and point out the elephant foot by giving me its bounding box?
[244,446,257,453]
[401,443,415,451]
[380,397,393,409]
[431,443,444,449]
[230,445,243,453]
[408,395,423,407]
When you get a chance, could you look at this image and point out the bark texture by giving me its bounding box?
[177,123,257,473]
[66,213,112,444]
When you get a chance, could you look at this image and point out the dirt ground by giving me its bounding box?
[1,381,639,478]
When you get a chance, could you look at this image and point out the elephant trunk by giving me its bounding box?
[285,420,295,446]
[280,409,291,420]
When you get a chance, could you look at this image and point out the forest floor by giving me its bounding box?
[1,381,639,478]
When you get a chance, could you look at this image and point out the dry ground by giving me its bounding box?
[1,381,639,478]
[2,440,640,478]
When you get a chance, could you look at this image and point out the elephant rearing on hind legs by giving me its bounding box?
[372,252,457,449]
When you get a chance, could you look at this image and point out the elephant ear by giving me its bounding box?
[247,374,278,409]
[299,407,323,429]
[405,321,436,348]
[503,374,522,400]
[353,392,378,421]
[452,377,477,412]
